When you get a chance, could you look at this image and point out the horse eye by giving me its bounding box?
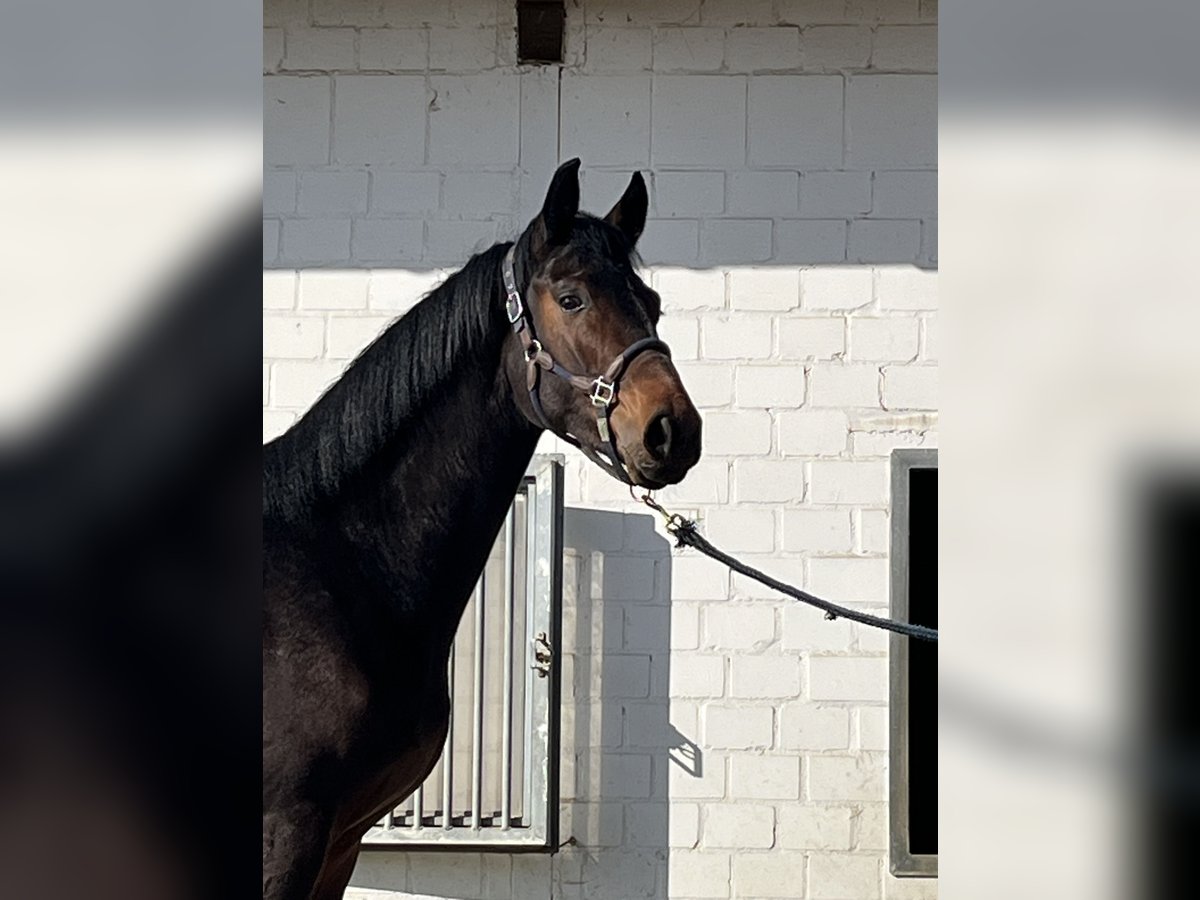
[558,294,584,312]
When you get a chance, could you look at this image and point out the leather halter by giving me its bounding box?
[502,246,670,485]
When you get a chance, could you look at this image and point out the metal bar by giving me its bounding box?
[442,644,455,830]
[523,481,538,823]
[412,784,424,830]
[470,580,485,830]
[384,808,394,830]
[501,505,515,829]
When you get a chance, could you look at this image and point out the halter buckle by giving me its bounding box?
[523,339,543,363]
[590,377,616,407]
[505,289,524,325]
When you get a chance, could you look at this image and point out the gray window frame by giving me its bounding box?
[889,448,938,878]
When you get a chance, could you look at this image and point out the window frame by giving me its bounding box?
[889,448,938,878]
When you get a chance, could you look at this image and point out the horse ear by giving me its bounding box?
[604,171,648,248]
[532,158,581,256]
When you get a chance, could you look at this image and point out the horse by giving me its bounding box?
[262,159,702,900]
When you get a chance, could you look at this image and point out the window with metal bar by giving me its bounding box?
[361,457,563,850]
[889,449,938,877]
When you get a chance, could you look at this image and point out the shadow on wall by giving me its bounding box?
[348,508,686,900]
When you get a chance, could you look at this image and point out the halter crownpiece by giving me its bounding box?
[502,245,670,486]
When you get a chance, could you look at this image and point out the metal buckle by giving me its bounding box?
[590,377,616,407]
[505,289,524,324]
[523,339,542,363]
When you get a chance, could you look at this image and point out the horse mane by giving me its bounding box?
[263,241,517,523]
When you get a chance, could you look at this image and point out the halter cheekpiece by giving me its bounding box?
[502,245,670,485]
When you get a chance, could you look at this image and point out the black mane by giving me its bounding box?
[263,242,515,523]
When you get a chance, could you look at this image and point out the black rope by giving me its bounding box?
[636,493,938,642]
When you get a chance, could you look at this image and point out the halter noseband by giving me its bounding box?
[502,246,670,485]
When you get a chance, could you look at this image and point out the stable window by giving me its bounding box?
[516,1,565,64]
[361,457,563,850]
[889,449,938,877]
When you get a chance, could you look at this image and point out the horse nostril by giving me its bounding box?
[644,414,674,462]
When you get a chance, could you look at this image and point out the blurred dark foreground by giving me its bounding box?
[0,213,261,900]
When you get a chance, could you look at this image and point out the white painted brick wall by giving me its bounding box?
[263,1,937,897]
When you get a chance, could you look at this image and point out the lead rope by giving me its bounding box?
[633,489,939,642]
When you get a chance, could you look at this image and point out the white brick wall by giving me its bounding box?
[264,1,936,898]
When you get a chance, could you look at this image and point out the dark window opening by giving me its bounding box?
[517,1,565,65]
[890,449,938,877]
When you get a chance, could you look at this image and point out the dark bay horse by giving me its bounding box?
[262,159,702,899]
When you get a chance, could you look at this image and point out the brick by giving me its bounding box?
[704,605,775,650]
[429,27,497,71]
[809,556,887,601]
[725,27,801,71]
[700,0,776,25]
[672,555,731,601]
[858,509,889,552]
[656,457,730,505]
[607,654,652,698]
[298,270,368,309]
[584,0,709,26]
[809,460,887,504]
[850,316,919,361]
[800,171,872,217]
[703,804,775,848]
[621,802,663,848]
[639,219,699,263]
[728,268,799,311]
[428,74,520,166]
[856,804,888,851]
[801,267,873,310]
[699,507,773,557]
[802,25,872,68]
[876,267,936,309]
[872,170,937,217]
[263,409,296,442]
[846,75,937,167]
[263,315,324,359]
[921,315,938,361]
[264,76,330,165]
[425,221,497,264]
[368,269,444,310]
[326,315,393,359]
[734,459,806,503]
[778,409,850,455]
[358,28,427,70]
[585,27,652,72]
[282,220,351,263]
[849,219,921,262]
[669,748,729,799]
[652,27,725,72]
[735,364,806,408]
[283,27,355,70]
[272,360,346,408]
[442,172,515,214]
[782,509,853,552]
[809,854,881,899]
[872,24,937,71]
[653,76,746,166]
[859,706,888,751]
[782,604,855,652]
[882,364,937,409]
[671,655,724,698]
[263,28,283,72]
[846,0,922,22]
[730,755,801,799]
[777,317,844,359]
[352,219,424,263]
[809,364,879,407]
[600,753,652,798]
[748,75,842,167]
[701,410,772,455]
[654,171,724,217]
[333,75,426,165]
[561,74,651,168]
[732,852,806,898]
[730,656,801,699]
[263,221,277,265]
[656,315,699,360]
[808,656,888,701]
[778,1,847,24]
[570,801,623,847]
[777,805,853,849]
[371,171,441,214]
[671,604,701,651]
[703,704,773,749]
[669,802,701,848]
[263,271,297,309]
[775,220,847,263]
[702,317,771,359]
[298,172,368,215]
[667,851,730,898]
[780,704,851,749]
[922,217,938,264]
[850,428,931,457]
[672,362,732,407]
[727,171,799,216]
[311,0,392,26]
[263,171,295,215]
[701,219,772,263]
